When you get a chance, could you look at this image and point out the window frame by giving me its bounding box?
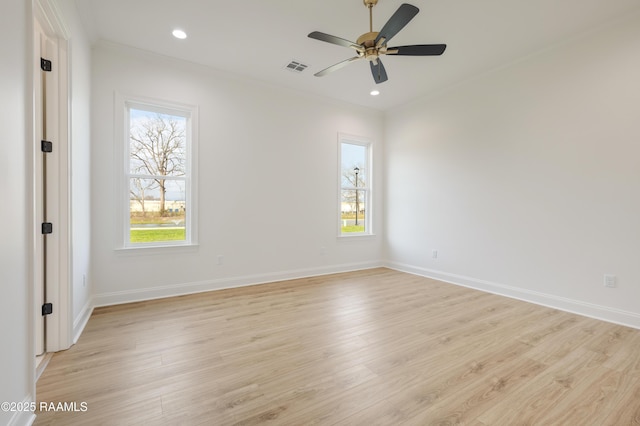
[115,93,198,249]
[338,133,373,237]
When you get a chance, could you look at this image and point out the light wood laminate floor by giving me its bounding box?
[35,268,640,425]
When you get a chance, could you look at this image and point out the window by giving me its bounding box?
[121,97,197,247]
[339,135,372,235]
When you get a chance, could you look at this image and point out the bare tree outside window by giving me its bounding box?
[130,177,158,215]
[340,140,369,234]
[128,108,188,243]
[341,166,365,191]
[130,112,186,215]
[340,166,365,210]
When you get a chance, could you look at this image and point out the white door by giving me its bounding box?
[34,19,59,356]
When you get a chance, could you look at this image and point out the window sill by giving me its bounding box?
[115,243,199,256]
[338,233,377,240]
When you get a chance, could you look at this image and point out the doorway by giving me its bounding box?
[33,2,72,370]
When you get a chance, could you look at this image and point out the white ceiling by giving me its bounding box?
[75,0,640,111]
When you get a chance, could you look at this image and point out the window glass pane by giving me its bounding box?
[129,108,186,177]
[341,189,366,233]
[121,98,196,248]
[129,178,186,243]
[341,143,367,187]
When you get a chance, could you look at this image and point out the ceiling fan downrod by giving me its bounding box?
[364,0,378,32]
[359,0,381,62]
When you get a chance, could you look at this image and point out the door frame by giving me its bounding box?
[32,0,72,358]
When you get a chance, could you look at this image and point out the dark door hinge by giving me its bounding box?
[41,140,53,153]
[42,303,53,316]
[42,222,53,234]
[41,58,52,72]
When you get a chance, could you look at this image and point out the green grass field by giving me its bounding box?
[130,228,186,243]
[130,216,364,242]
[341,225,365,233]
[341,213,366,233]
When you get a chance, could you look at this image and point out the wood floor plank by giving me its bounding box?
[535,367,638,425]
[354,340,542,426]
[602,382,640,425]
[476,348,607,424]
[34,268,640,425]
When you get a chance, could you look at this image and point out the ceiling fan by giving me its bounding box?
[308,0,446,84]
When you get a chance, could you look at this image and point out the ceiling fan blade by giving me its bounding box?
[387,44,447,56]
[370,59,388,84]
[375,3,419,45]
[314,56,361,77]
[308,31,362,51]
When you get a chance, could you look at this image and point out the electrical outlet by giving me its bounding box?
[604,274,617,288]
[432,250,438,259]
[82,274,86,287]
[217,255,224,265]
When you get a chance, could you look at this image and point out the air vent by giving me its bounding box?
[284,60,308,73]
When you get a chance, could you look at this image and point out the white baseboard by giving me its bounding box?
[386,261,640,330]
[93,261,383,307]
[6,394,36,426]
[73,297,94,344]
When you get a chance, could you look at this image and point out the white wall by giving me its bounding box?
[385,13,640,327]
[91,44,384,305]
[55,0,93,342]
[0,0,35,425]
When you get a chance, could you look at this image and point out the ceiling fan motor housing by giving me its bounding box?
[356,31,380,61]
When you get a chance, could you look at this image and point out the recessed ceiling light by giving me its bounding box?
[172,29,187,40]
[370,90,380,96]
